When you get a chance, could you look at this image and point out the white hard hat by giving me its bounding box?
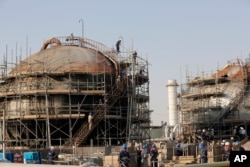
[225,142,230,146]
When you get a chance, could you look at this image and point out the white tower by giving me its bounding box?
[166,80,179,126]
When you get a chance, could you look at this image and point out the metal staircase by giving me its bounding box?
[64,78,127,146]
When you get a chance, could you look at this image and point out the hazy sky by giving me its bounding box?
[1,0,250,125]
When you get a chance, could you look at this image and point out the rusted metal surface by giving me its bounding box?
[40,37,61,50]
[9,37,116,77]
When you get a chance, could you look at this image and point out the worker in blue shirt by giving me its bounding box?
[118,144,130,167]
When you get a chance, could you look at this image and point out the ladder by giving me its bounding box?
[64,78,127,146]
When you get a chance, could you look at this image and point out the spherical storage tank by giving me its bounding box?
[2,36,119,147]
[7,37,117,115]
[9,37,116,76]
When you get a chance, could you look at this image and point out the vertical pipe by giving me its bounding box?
[45,75,51,147]
[68,71,72,140]
[0,101,3,158]
[104,63,107,145]
[2,108,6,160]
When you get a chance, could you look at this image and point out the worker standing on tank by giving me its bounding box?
[116,40,121,53]
[88,112,93,130]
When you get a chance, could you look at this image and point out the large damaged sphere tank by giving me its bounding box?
[0,35,150,149]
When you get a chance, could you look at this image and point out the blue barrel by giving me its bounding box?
[0,152,14,162]
[23,151,42,164]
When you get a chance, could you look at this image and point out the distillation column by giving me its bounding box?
[166,79,179,139]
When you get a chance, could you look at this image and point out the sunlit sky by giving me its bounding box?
[1,0,250,125]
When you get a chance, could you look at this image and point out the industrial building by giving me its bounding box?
[167,58,250,142]
[0,36,151,149]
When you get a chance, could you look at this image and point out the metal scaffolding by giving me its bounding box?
[179,58,250,142]
[0,36,151,149]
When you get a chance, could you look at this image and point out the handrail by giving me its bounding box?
[64,78,127,146]
[41,36,121,77]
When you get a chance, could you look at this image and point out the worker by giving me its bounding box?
[221,139,226,146]
[176,140,182,156]
[121,69,126,79]
[150,143,158,167]
[133,51,137,57]
[239,127,246,140]
[116,75,121,87]
[118,143,130,167]
[199,142,208,163]
[141,144,148,167]
[170,130,176,141]
[135,144,142,167]
[230,136,235,146]
[210,129,214,140]
[88,112,93,130]
[116,40,121,53]
[201,129,208,141]
[233,141,245,151]
[47,146,56,164]
[233,126,239,139]
[224,142,232,161]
